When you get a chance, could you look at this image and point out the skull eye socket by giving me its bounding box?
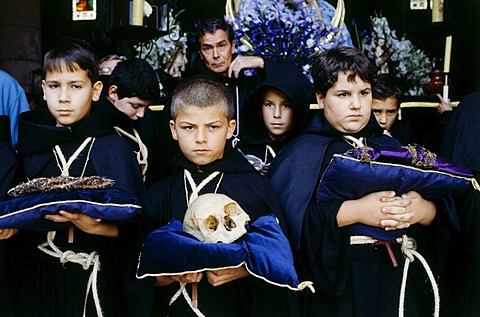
[203,215,219,232]
[224,215,237,231]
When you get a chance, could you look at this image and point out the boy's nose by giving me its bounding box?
[349,95,362,109]
[195,128,207,143]
[273,106,281,118]
[136,108,145,118]
[59,88,70,102]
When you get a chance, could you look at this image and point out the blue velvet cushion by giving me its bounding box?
[0,188,141,231]
[137,214,312,291]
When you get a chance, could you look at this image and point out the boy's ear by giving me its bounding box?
[315,92,325,110]
[41,80,47,101]
[108,85,118,101]
[169,120,178,140]
[92,81,103,102]
[226,119,237,139]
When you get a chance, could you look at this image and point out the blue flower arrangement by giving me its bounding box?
[226,0,346,79]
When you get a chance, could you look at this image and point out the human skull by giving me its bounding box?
[183,193,250,243]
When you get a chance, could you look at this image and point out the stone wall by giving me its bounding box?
[0,0,42,96]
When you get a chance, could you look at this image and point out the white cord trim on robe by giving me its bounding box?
[350,234,440,317]
[342,135,367,148]
[170,169,224,316]
[47,138,104,316]
[114,126,148,181]
[53,137,95,177]
[38,231,103,317]
[232,85,240,148]
[399,235,440,317]
[265,144,276,162]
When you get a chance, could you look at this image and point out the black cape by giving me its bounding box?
[124,146,296,317]
[7,108,144,317]
[439,91,480,316]
[268,111,455,316]
[0,115,18,317]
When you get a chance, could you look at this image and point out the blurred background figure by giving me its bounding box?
[0,69,30,150]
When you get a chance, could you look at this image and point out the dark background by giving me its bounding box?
[39,0,480,97]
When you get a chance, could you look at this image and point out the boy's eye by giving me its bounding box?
[282,103,291,109]
[360,90,371,96]
[131,103,140,109]
[209,125,219,130]
[72,85,81,89]
[372,109,380,114]
[264,102,273,108]
[387,110,397,116]
[48,84,59,89]
[338,92,348,97]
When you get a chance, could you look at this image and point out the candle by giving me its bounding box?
[443,36,452,73]
[132,0,144,26]
[432,0,443,23]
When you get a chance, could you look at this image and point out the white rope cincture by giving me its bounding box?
[114,126,148,181]
[398,235,440,317]
[37,231,103,317]
[350,234,440,316]
[169,282,206,317]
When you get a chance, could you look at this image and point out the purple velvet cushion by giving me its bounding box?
[317,144,474,202]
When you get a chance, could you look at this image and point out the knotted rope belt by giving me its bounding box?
[38,231,103,317]
[350,234,440,317]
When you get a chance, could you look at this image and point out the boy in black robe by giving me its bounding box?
[125,75,295,317]
[95,57,167,188]
[5,37,144,317]
[268,47,453,317]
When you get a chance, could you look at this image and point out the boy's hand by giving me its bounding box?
[338,191,414,230]
[45,211,118,237]
[155,272,204,287]
[206,267,249,287]
[400,191,436,226]
[0,228,18,240]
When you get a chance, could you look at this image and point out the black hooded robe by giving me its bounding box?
[6,108,144,317]
[268,112,455,317]
[235,60,313,175]
[125,146,298,317]
[440,91,480,317]
[0,115,18,317]
[93,96,168,188]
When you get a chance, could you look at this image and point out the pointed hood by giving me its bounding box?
[240,60,313,145]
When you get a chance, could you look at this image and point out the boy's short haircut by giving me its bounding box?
[43,37,100,83]
[170,75,234,120]
[109,58,160,102]
[372,73,403,106]
[195,17,235,49]
[312,46,375,96]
